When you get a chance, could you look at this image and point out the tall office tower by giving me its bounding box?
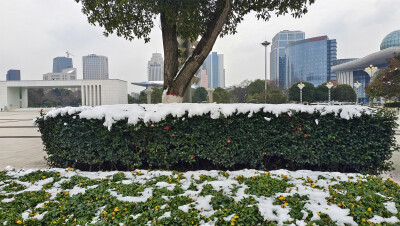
[286,36,337,87]
[82,54,109,80]
[147,53,164,81]
[203,52,225,88]
[53,57,73,73]
[199,69,208,88]
[270,30,305,89]
[6,69,21,80]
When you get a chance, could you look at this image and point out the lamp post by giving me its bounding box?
[325,82,333,105]
[354,81,361,105]
[261,41,271,103]
[364,64,378,77]
[297,82,305,104]
[364,65,378,105]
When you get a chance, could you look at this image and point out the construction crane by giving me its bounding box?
[66,51,74,58]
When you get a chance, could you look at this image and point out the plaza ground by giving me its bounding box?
[1,109,400,183]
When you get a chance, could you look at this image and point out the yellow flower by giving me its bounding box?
[278,196,285,201]
[311,183,316,188]
[362,219,366,222]
[265,172,270,176]
[65,191,69,195]
[367,208,372,211]
[317,212,321,216]
[16,220,22,224]
[103,211,107,215]
[112,216,115,220]
[67,167,72,171]
[114,206,119,212]
[42,175,46,179]
[284,202,288,206]
[155,206,159,211]
[57,173,60,176]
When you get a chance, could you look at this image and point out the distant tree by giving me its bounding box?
[229,86,247,103]
[267,92,287,104]
[76,0,314,102]
[332,84,356,102]
[248,79,266,96]
[366,53,400,99]
[314,83,329,102]
[212,92,221,103]
[289,82,315,103]
[193,87,208,103]
[214,87,230,103]
[151,88,163,104]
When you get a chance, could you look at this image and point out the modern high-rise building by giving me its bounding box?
[82,54,109,80]
[6,69,21,81]
[203,52,225,88]
[270,30,305,89]
[53,57,73,73]
[43,68,77,80]
[147,53,164,81]
[286,36,337,87]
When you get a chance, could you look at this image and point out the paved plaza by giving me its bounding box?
[0,109,400,184]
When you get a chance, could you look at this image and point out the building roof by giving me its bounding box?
[380,30,400,50]
[332,47,400,72]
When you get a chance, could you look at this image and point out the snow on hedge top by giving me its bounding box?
[44,104,373,130]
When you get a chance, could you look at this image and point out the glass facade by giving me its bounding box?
[6,69,21,80]
[286,36,337,88]
[352,70,371,100]
[53,57,73,73]
[203,52,225,88]
[270,30,305,89]
[380,30,400,50]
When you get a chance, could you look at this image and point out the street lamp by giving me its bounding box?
[364,64,378,77]
[297,82,305,104]
[364,65,378,105]
[354,81,361,105]
[325,82,333,105]
[261,41,271,103]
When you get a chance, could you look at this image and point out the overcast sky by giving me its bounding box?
[1,0,399,93]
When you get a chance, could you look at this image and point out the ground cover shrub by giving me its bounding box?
[35,104,399,174]
[1,168,399,225]
[384,102,400,108]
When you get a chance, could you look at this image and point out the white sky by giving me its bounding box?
[0,0,399,93]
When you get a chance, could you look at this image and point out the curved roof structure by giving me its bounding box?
[332,47,400,72]
[381,30,400,50]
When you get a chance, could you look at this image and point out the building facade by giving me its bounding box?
[0,79,127,109]
[6,70,21,81]
[285,36,337,88]
[147,53,164,81]
[203,52,225,88]
[53,57,73,73]
[82,54,109,80]
[43,68,77,80]
[270,30,305,89]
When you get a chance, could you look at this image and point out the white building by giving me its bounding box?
[83,54,109,80]
[0,79,127,110]
[43,68,77,81]
[147,53,164,81]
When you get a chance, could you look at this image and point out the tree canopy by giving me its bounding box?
[288,82,315,103]
[75,0,315,102]
[366,53,400,99]
[331,84,356,102]
[192,87,208,103]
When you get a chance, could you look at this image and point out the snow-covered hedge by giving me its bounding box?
[35,104,398,173]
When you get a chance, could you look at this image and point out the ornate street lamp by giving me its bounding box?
[364,64,378,77]
[354,81,361,105]
[325,82,333,105]
[261,41,271,103]
[297,82,305,104]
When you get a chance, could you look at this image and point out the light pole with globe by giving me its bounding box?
[261,41,271,103]
[354,81,361,105]
[364,65,378,105]
[325,82,333,104]
[297,82,305,104]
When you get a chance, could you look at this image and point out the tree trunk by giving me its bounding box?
[162,0,232,103]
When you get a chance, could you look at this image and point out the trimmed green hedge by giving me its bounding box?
[384,101,400,108]
[36,107,398,174]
